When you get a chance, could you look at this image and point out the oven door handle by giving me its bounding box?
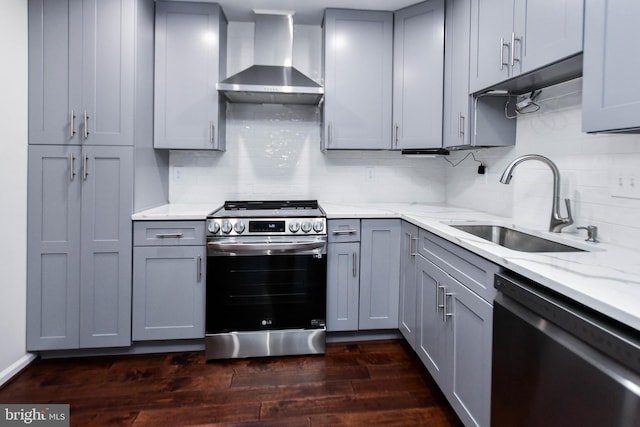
[207,240,326,254]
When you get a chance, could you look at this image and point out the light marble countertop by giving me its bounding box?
[133,201,640,332]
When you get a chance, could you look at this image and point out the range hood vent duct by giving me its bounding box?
[217,13,324,105]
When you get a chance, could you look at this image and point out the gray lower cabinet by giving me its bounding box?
[415,228,499,427]
[326,219,361,332]
[132,221,206,341]
[582,0,640,133]
[28,0,138,146]
[392,0,445,150]
[154,1,227,150]
[326,242,360,332]
[359,219,401,330]
[27,145,133,351]
[322,9,393,150]
[399,221,419,347]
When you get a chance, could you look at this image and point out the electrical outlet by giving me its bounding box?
[610,170,640,199]
[365,167,376,182]
[173,166,184,181]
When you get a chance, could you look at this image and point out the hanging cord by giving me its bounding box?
[442,151,483,168]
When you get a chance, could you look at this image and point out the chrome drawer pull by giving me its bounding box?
[155,233,184,238]
[332,229,358,235]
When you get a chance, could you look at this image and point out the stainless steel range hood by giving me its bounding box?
[217,13,324,105]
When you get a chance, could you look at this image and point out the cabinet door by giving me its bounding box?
[28,0,82,145]
[415,255,450,388]
[359,219,400,330]
[154,1,226,150]
[80,0,135,146]
[449,280,493,427]
[326,242,360,332]
[393,0,444,149]
[514,0,583,75]
[323,9,393,149]
[469,0,514,93]
[443,0,471,148]
[399,222,419,347]
[26,145,82,350]
[582,0,640,133]
[79,146,133,348]
[133,246,206,340]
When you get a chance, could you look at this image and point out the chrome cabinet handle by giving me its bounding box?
[411,237,417,257]
[82,152,88,180]
[83,111,90,139]
[394,123,399,148]
[332,229,358,235]
[352,252,357,277]
[70,110,76,138]
[69,153,76,181]
[209,121,214,144]
[328,122,333,147]
[444,290,454,322]
[458,112,465,138]
[510,32,521,67]
[197,255,202,282]
[155,233,184,238]
[407,233,413,258]
[437,282,446,313]
[500,38,510,71]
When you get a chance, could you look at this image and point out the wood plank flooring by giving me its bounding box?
[0,340,463,426]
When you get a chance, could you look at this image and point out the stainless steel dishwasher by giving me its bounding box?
[492,271,640,426]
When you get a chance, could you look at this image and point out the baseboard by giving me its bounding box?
[0,353,37,388]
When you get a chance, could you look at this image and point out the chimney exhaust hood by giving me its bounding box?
[217,12,324,105]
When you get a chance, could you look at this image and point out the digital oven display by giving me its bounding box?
[249,220,286,233]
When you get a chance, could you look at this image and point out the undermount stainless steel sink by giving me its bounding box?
[450,224,585,253]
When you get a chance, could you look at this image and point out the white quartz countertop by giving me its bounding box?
[133,202,640,331]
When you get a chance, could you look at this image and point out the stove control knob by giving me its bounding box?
[233,222,245,234]
[313,221,324,233]
[301,221,312,233]
[208,221,220,234]
[221,220,232,234]
[289,221,300,233]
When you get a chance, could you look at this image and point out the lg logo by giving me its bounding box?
[261,319,273,326]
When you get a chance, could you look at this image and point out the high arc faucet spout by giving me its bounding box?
[499,154,573,233]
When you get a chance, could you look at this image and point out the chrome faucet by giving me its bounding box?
[499,154,574,233]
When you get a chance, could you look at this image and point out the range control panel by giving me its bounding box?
[207,217,326,236]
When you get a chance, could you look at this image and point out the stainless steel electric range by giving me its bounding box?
[205,200,327,360]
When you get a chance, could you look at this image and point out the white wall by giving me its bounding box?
[446,79,640,249]
[169,22,447,206]
[0,0,33,385]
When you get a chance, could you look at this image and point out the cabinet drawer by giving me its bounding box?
[417,229,500,302]
[327,219,361,242]
[134,221,206,246]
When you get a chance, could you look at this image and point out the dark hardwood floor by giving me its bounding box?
[0,340,463,426]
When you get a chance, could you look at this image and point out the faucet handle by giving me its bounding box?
[563,198,574,224]
[577,225,598,243]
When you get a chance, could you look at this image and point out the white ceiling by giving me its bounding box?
[173,0,422,24]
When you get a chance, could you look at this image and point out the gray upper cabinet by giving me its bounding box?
[28,0,135,146]
[322,9,393,150]
[469,0,583,93]
[393,0,445,150]
[359,219,401,330]
[154,1,227,150]
[443,0,471,148]
[27,145,133,351]
[582,0,640,133]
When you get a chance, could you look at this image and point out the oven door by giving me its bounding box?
[206,236,327,334]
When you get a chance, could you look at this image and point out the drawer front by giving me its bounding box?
[134,221,206,246]
[328,219,361,242]
[417,229,501,302]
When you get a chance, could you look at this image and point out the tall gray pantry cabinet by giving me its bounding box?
[26,0,157,351]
